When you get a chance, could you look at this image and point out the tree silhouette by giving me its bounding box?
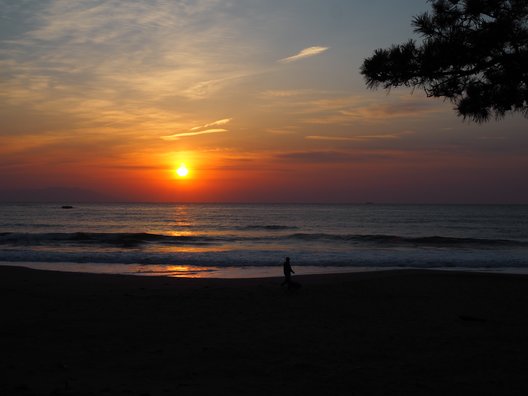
[361,0,528,122]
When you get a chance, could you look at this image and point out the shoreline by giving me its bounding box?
[0,261,396,278]
[2,265,528,395]
[3,260,528,279]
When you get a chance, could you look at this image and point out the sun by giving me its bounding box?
[176,163,189,177]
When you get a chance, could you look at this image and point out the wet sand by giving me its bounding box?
[1,266,528,395]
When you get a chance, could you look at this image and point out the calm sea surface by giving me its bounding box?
[1,203,527,277]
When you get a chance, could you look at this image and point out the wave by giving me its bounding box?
[0,231,526,249]
[1,248,527,268]
[286,233,528,247]
[237,225,299,231]
[0,232,217,247]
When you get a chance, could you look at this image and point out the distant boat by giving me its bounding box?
[61,205,74,209]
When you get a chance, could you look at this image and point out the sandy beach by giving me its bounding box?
[1,266,528,395]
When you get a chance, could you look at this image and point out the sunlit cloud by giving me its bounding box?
[163,117,232,140]
[0,0,261,138]
[161,129,228,141]
[296,94,447,125]
[339,99,444,119]
[306,136,359,141]
[190,118,232,131]
[266,127,299,135]
[258,93,444,123]
[279,46,329,63]
[260,89,315,98]
[306,134,404,141]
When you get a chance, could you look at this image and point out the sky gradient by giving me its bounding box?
[1,0,527,203]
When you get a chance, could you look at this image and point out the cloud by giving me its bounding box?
[161,129,228,141]
[275,151,354,163]
[279,46,329,63]
[306,136,359,142]
[163,117,232,139]
[190,118,232,131]
[0,0,263,138]
[275,150,400,164]
[306,134,403,142]
[260,90,315,98]
[338,96,445,119]
[294,94,447,126]
[266,126,299,135]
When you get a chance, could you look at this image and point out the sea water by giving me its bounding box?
[1,203,527,277]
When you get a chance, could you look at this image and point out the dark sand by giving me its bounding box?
[1,266,528,395]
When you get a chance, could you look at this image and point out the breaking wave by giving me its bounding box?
[0,231,526,248]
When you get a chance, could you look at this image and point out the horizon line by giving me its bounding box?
[0,201,526,206]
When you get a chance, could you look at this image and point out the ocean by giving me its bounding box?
[1,203,527,277]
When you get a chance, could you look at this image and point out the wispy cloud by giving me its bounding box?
[306,134,404,142]
[162,117,232,140]
[190,118,232,131]
[260,89,315,98]
[274,150,395,164]
[266,126,299,135]
[0,0,261,139]
[338,98,444,119]
[294,94,447,125]
[162,129,228,141]
[279,46,329,63]
[306,136,359,142]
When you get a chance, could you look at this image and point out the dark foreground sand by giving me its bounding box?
[1,266,528,396]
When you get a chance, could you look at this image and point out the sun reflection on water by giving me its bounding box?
[135,265,216,278]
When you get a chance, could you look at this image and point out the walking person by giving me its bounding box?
[281,256,296,289]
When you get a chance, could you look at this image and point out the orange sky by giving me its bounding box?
[1,0,527,203]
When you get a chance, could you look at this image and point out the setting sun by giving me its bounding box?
[176,163,189,177]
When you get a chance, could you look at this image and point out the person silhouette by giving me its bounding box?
[281,256,295,288]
